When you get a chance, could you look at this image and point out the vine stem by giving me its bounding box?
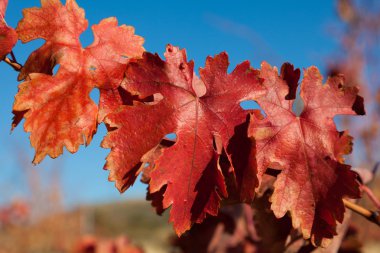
[343,199,380,226]
[223,198,380,227]
[3,54,22,72]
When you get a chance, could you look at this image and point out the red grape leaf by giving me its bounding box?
[101,45,265,235]
[98,87,134,123]
[98,87,154,123]
[0,0,17,60]
[226,115,260,202]
[248,62,365,246]
[12,0,144,163]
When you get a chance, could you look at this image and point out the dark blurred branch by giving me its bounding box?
[372,162,380,175]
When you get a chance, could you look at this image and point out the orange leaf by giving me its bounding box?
[12,0,144,163]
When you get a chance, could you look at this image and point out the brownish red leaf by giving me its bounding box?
[248,62,365,246]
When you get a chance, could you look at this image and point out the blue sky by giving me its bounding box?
[0,0,344,207]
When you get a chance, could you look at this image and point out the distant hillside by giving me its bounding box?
[79,200,174,253]
[0,200,175,253]
[1,197,379,253]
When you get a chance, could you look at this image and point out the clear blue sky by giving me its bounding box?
[0,0,343,207]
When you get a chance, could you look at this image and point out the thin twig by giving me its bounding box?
[3,56,22,72]
[343,199,380,226]
[10,51,17,62]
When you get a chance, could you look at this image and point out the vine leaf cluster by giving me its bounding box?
[0,0,368,247]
